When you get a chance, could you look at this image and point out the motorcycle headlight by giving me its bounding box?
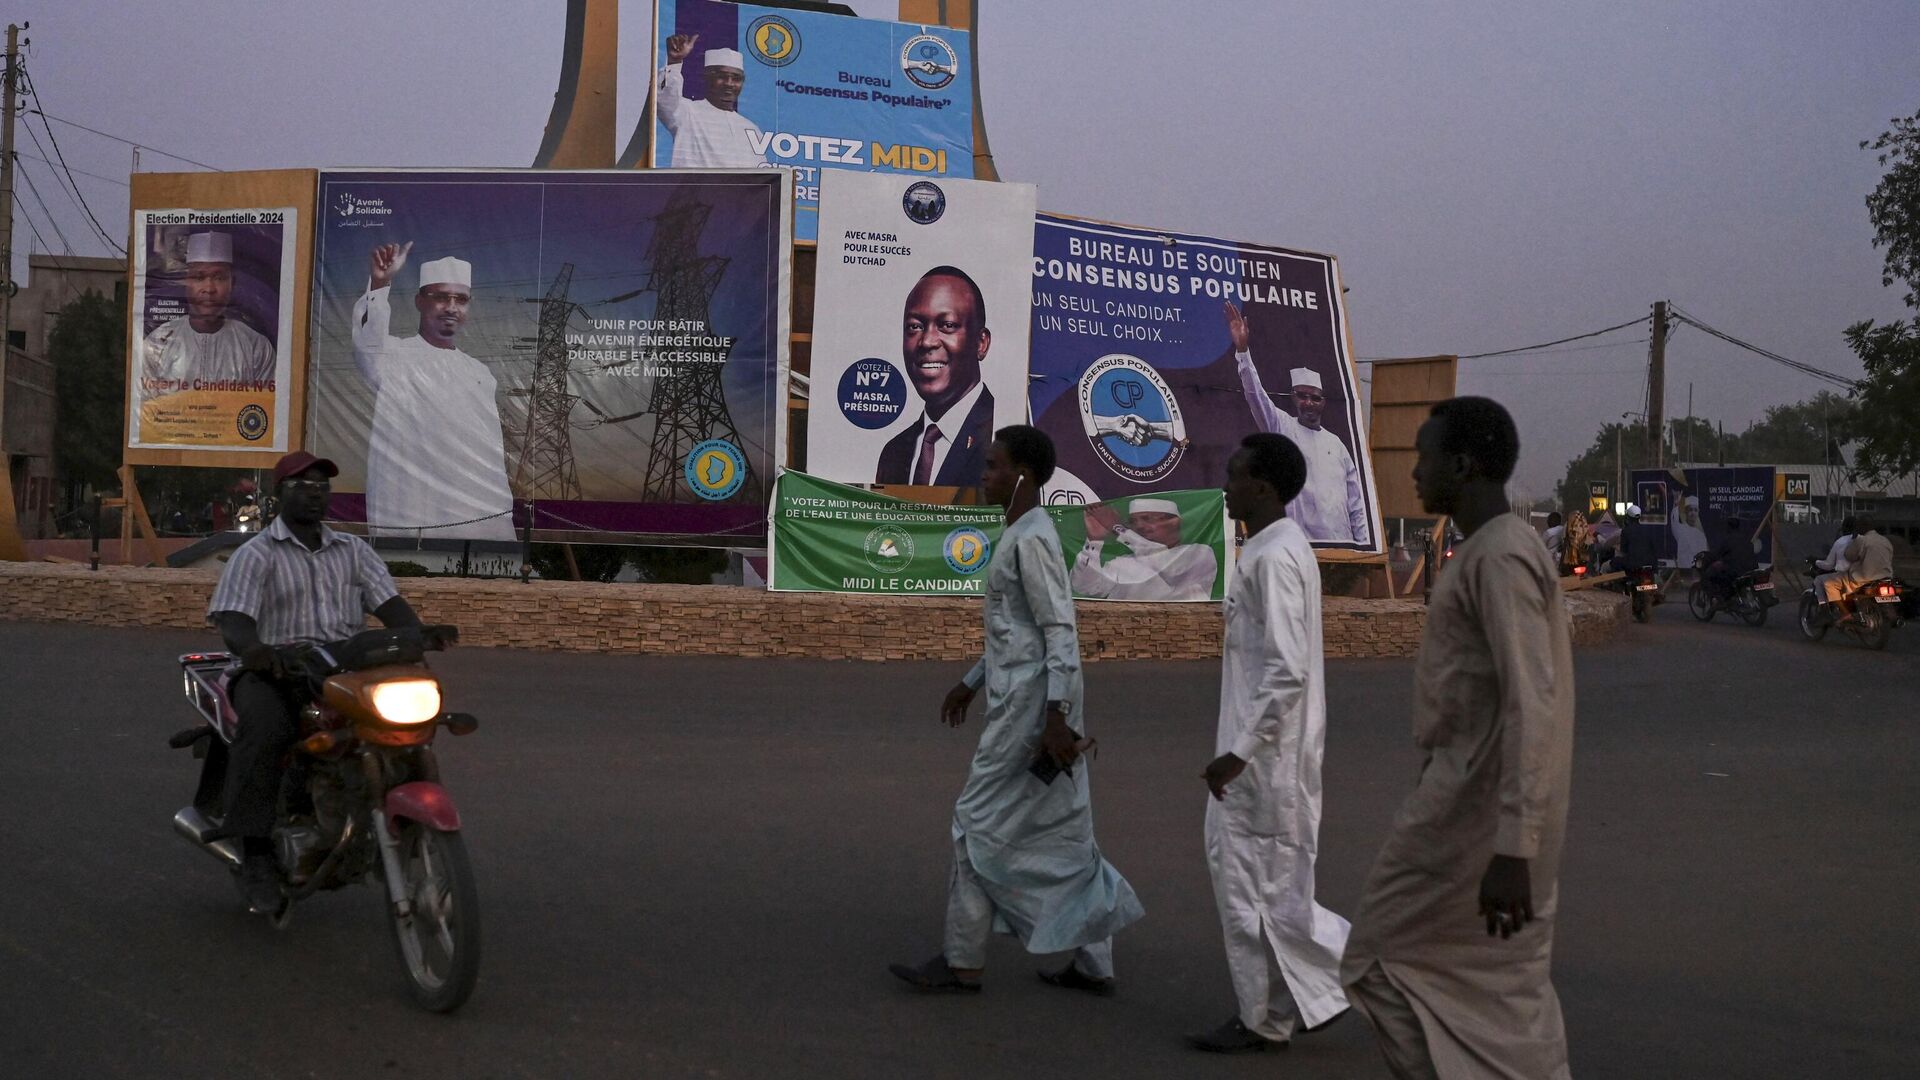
[369,679,442,725]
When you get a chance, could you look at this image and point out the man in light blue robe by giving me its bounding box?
[891,425,1145,995]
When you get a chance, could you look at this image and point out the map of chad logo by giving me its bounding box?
[685,440,747,501]
[1077,353,1188,484]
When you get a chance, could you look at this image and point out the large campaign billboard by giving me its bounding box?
[805,170,1036,489]
[652,0,973,240]
[129,207,297,453]
[1629,466,1777,567]
[1028,214,1382,553]
[308,169,790,543]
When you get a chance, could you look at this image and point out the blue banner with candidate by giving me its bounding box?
[651,0,973,240]
[1628,466,1777,568]
[1028,214,1383,554]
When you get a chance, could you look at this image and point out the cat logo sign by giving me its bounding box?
[1587,481,1611,517]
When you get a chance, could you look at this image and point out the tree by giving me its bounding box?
[1848,109,1920,480]
[49,290,125,495]
[1731,392,1856,465]
[1556,420,1654,513]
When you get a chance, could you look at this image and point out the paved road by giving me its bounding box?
[1,598,1915,1079]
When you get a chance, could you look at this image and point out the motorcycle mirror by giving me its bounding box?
[442,713,479,736]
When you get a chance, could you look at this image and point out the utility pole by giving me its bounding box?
[1648,300,1668,465]
[0,23,25,458]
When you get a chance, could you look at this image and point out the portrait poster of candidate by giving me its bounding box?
[1027,214,1383,554]
[128,208,295,453]
[308,169,789,544]
[805,170,1036,491]
[651,0,973,240]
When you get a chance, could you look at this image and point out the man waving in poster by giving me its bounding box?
[1071,497,1218,602]
[1224,302,1368,544]
[352,240,517,541]
[657,33,768,169]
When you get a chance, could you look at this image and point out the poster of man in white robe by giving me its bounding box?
[128,210,295,452]
[1029,214,1383,554]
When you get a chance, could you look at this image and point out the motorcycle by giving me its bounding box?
[168,625,482,1012]
[1625,564,1660,623]
[1798,557,1905,651]
[1688,554,1775,626]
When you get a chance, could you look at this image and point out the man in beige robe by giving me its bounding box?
[1341,396,1576,1079]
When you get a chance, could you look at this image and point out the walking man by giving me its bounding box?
[1342,397,1576,1079]
[1189,432,1351,1053]
[891,425,1144,994]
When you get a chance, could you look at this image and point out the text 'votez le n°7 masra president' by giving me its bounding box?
[657,33,769,169]
[350,241,517,541]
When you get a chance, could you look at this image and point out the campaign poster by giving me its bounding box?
[652,0,973,240]
[309,169,790,543]
[1027,215,1382,554]
[1630,466,1777,567]
[770,469,1230,602]
[128,208,296,452]
[805,171,1036,488]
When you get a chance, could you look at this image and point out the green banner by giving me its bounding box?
[769,470,1230,602]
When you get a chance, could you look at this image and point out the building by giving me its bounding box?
[5,254,124,539]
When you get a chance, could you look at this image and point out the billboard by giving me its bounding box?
[1630,466,1777,567]
[309,169,790,543]
[804,170,1036,488]
[129,207,297,453]
[770,470,1230,601]
[1027,215,1382,554]
[651,0,974,240]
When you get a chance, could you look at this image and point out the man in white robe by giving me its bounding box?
[657,36,767,169]
[1071,497,1218,602]
[1190,432,1351,1053]
[140,231,275,400]
[1342,396,1575,1080]
[1224,302,1370,543]
[351,241,517,541]
[892,425,1144,995]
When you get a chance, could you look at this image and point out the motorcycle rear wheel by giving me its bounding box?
[1688,583,1714,622]
[1856,605,1892,651]
[1798,594,1828,641]
[1737,591,1768,627]
[1632,592,1650,623]
[387,823,481,1013]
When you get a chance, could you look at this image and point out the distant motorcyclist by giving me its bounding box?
[205,451,422,914]
[1609,504,1661,572]
[1702,516,1758,600]
[1816,515,1895,624]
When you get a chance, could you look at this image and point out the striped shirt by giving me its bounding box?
[207,516,400,645]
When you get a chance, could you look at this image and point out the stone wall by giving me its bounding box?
[0,563,1623,660]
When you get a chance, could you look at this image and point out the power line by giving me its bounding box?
[1666,305,1858,390]
[15,150,127,187]
[19,114,114,252]
[1455,315,1651,360]
[15,160,76,254]
[26,107,224,171]
[21,69,125,254]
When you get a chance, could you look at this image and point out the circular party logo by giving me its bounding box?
[900,34,958,90]
[837,358,907,430]
[864,525,916,573]
[1077,353,1188,484]
[235,404,270,442]
[901,181,946,225]
[943,526,991,575]
[684,439,747,501]
[748,14,801,66]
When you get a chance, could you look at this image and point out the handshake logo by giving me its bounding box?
[1077,353,1188,484]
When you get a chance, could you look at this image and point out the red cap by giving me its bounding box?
[272,451,339,486]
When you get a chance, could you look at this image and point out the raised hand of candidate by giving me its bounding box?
[941,682,976,728]
[369,240,413,290]
[1224,301,1250,352]
[1478,854,1535,939]
[1083,503,1122,541]
[666,33,699,64]
[1202,752,1246,801]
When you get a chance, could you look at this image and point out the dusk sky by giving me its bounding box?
[9,0,1916,498]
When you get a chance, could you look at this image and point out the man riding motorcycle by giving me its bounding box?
[1815,515,1895,625]
[206,450,423,914]
[1702,515,1758,600]
[1608,504,1661,574]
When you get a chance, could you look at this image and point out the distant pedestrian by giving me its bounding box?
[1342,397,1576,1079]
[1187,433,1350,1054]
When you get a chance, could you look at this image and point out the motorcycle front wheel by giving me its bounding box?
[1798,593,1828,641]
[1688,583,1714,622]
[1737,591,1769,627]
[387,822,481,1013]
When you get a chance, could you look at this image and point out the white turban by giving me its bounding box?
[704,48,745,71]
[418,257,472,289]
[1129,498,1179,517]
[1289,367,1323,391]
[186,231,232,264]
